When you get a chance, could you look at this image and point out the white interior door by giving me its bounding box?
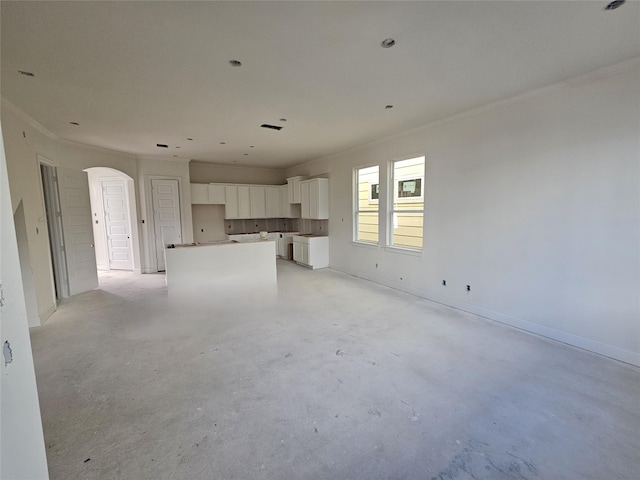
[151,179,182,271]
[102,179,133,270]
[57,167,98,296]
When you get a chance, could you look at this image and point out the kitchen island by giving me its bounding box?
[164,240,277,303]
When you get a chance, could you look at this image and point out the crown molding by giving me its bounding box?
[1,96,139,160]
[305,56,640,166]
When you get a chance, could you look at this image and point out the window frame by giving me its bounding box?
[353,164,380,245]
[387,155,426,252]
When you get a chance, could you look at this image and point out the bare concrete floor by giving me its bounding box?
[31,260,639,480]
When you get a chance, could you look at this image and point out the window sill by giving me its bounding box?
[383,245,423,257]
[351,240,379,249]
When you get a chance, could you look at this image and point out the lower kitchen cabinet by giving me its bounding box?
[292,235,329,269]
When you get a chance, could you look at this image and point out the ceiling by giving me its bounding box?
[2,1,639,169]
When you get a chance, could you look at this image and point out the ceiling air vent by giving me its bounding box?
[261,124,283,131]
[605,0,625,9]
[156,143,169,148]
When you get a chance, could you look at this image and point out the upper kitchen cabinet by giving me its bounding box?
[250,186,267,218]
[280,185,300,218]
[265,186,282,218]
[238,186,251,218]
[224,185,239,218]
[225,185,251,219]
[287,176,306,204]
[191,183,226,204]
[208,184,226,204]
[300,178,329,219]
[190,184,209,204]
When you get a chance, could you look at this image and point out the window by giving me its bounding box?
[354,165,379,244]
[389,156,425,250]
[370,183,379,201]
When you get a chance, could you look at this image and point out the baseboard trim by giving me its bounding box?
[329,265,640,367]
[38,303,56,325]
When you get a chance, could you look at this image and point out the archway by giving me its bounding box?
[85,167,141,274]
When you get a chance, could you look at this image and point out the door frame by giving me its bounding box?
[100,176,134,271]
[39,160,70,299]
[144,175,189,272]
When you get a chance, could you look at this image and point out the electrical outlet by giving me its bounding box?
[442,280,446,286]
[466,285,471,292]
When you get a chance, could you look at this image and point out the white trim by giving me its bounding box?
[351,240,379,249]
[328,265,640,367]
[145,175,187,272]
[37,303,56,326]
[383,245,423,257]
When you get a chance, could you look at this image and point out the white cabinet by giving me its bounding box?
[208,184,226,204]
[222,182,303,219]
[249,186,266,218]
[225,185,250,219]
[191,183,226,205]
[224,185,239,218]
[287,176,306,204]
[265,186,281,218]
[300,178,329,219]
[280,185,300,218]
[292,235,329,269]
[238,186,251,218]
[190,184,209,204]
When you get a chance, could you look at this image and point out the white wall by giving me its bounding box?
[192,204,227,242]
[1,121,49,479]
[296,60,640,366]
[190,161,285,185]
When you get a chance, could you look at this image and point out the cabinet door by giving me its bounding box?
[288,176,304,204]
[208,184,226,204]
[224,185,239,218]
[316,178,329,219]
[305,178,329,219]
[293,241,301,262]
[238,186,251,218]
[249,186,266,218]
[265,186,281,218]
[301,243,310,266]
[190,184,209,204]
[300,181,311,219]
[309,180,319,219]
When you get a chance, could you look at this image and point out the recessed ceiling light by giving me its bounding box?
[385,105,394,110]
[173,155,179,158]
[176,146,181,148]
[250,145,255,148]
[220,142,226,145]
[233,160,238,163]
[18,70,35,77]
[381,38,396,48]
[186,138,193,141]
[69,122,80,126]
[279,118,287,122]
[229,60,242,67]
[157,144,168,148]
[244,153,249,156]
[605,0,625,10]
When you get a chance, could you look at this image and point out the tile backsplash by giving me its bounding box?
[224,218,328,235]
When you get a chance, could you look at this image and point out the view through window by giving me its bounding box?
[355,165,379,244]
[390,156,425,249]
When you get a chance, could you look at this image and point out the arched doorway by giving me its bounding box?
[85,167,140,273]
